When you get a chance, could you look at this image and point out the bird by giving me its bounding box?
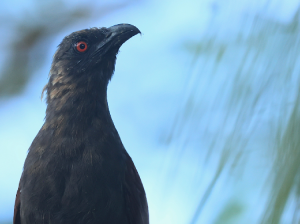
[13,24,149,224]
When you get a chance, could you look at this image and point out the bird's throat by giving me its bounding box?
[43,74,113,140]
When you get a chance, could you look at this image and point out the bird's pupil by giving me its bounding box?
[80,44,85,49]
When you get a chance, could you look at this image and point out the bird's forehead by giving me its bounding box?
[65,27,107,41]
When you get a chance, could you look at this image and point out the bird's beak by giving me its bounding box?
[95,24,141,56]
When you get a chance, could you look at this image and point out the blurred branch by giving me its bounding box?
[262,74,300,224]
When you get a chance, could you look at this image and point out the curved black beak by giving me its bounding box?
[95,24,141,56]
[108,24,141,42]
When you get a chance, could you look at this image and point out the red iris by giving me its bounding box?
[76,41,88,52]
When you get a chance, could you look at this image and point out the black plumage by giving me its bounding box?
[13,24,148,224]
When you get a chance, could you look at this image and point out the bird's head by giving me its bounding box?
[44,24,140,107]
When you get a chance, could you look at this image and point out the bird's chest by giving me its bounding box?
[21,136,128,223]
[61,151,126,212]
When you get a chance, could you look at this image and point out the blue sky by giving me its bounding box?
[0,0,299,223]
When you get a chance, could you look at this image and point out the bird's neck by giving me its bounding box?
[43,73,114,138]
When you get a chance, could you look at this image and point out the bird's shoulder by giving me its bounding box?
[123,152,149,224]
[13,181,21,224]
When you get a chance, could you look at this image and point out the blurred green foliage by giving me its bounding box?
[172,6,300,224]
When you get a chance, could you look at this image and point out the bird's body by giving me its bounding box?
[13,24,148,224]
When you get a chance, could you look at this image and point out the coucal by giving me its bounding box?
[13,24,149,224]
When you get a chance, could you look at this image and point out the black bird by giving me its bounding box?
[13,24,149,224]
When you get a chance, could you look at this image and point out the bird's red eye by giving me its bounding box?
[76,41,88,52]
